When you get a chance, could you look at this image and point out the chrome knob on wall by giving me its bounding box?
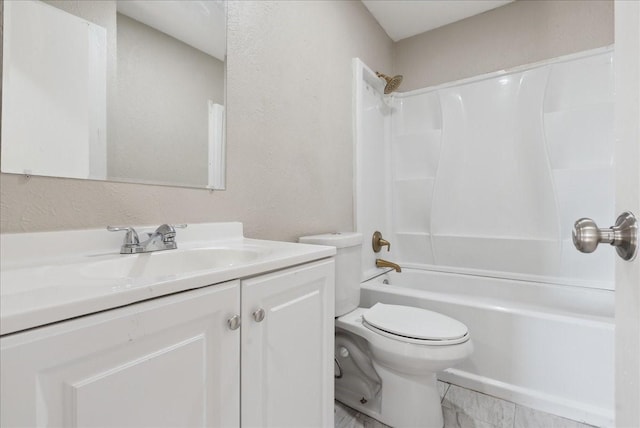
[572,211,638,261]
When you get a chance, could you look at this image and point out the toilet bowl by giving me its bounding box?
[299,232,473,428]
[336,305,473,427]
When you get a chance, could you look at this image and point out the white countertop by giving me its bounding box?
[0,223,335,335]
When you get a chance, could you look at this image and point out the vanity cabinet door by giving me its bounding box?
[241,259,335,428]
[0,281,241,428]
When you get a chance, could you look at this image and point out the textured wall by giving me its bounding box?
[394,0,614,90]
[224,0,393,240]
[0,0,393,240]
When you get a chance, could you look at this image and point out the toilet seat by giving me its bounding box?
[362,303,469,346]
[336,306,474,376]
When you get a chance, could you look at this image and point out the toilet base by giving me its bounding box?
[335,362,444,428]
[374,362,443,428]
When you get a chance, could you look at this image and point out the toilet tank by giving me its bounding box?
[299,233,362,317]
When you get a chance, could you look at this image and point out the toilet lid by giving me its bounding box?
[362,303,468,343]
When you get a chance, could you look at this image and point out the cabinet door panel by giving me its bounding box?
[0,281,240,428]
[241,260,335,428]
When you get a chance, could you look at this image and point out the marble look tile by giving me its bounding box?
[334,401,391,428]
[339,383,600,428]
[335,401,362,428]
[514,405,598,428]
[442,385,515,428]
[444,407,498,428]
[438,381,451,402]
[355,412,390,428]
[336,416,364,428]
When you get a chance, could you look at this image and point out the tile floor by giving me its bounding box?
[335,381,600,428]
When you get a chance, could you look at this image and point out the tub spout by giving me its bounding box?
[376,258,401,273]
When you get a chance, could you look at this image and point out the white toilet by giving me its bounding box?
[299,233,473,428]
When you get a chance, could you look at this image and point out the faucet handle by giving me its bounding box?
[155,224,187,242]
[372,231,391,252]
[107,226,140,245]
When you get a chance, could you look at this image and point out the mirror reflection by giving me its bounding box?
[1,0,226,189]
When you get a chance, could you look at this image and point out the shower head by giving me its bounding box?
[376,72,403,94]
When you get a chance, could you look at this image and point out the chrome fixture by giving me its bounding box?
[372,231,391,253]
[107,224,187,254]
[252,308,266,322]
[375,258,401,273]
[375,71,403,94]
[227,315,241,330]
[572,211,638,261]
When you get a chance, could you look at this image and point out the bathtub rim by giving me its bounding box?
[364,266,615,322]
[365,261,614,292]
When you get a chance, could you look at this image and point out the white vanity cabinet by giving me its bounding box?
[241,259,335,427]
[0,259,334,428]
[0,280,241,428]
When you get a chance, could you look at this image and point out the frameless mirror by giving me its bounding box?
[1,0,226,189]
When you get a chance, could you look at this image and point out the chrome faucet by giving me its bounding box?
[375,258,402,273]
[107,224,187,254]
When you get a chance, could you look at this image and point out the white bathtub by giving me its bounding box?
[360,268,614,427]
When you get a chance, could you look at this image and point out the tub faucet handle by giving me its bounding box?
[372,231,391,252]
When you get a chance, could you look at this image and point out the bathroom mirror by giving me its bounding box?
[0,0,227,189]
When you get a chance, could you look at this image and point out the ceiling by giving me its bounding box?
[362,0,514,42]
[117,0,226,61]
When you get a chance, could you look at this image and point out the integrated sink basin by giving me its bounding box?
[0,222,336,335]
[80,247,265,280]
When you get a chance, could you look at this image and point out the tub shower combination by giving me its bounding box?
[353,48,615,427]
[361,270,613,426]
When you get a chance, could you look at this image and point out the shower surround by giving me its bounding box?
[353,47,614,427]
